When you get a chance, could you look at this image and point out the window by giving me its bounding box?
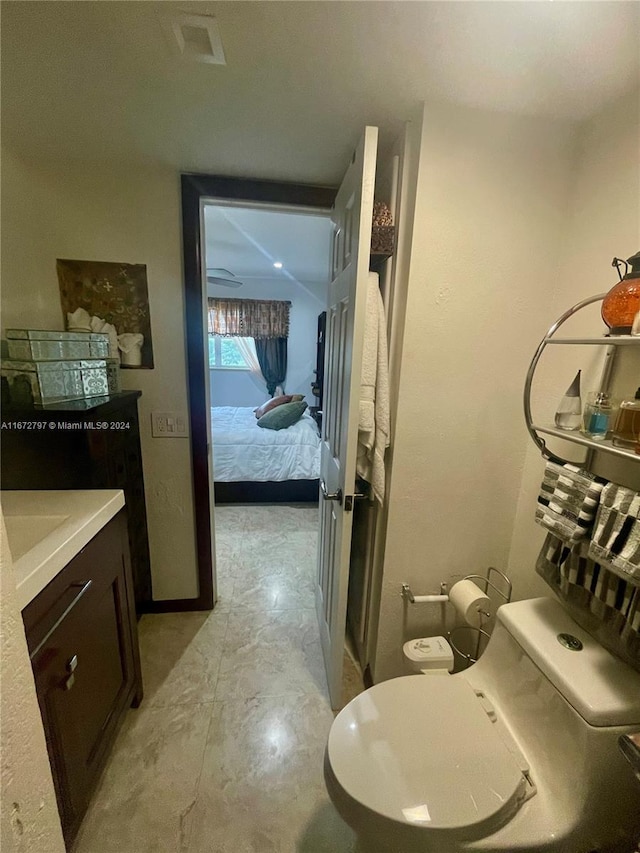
[208,335,249,369]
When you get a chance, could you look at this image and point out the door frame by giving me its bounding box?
[180,173,336,610]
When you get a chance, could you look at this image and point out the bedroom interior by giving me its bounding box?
[204,202,331,500]
[203,201,336,617]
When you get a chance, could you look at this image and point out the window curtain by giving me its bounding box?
[208,298,290,397]
[233,337,266,393]
[208,298,290,339]
[255,338,287,397]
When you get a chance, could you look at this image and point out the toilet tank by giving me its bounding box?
[462,597,640,848]
[491,597,640,727]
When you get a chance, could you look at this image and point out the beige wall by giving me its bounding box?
[1,151,198,600]
[372,100,578,681]
[0,513,66,853]
[508,85,640,588]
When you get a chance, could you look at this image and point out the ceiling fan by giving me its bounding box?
[206,268,244,288]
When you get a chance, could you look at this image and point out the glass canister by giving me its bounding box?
[602,251,640,335]
[612,387,640,448]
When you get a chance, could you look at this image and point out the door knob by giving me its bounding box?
[320,479,342,504]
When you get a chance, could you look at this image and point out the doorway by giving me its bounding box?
[180,175,335,611]
[203,200,332,619]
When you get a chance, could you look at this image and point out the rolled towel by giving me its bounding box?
[588,483,640,585]
[536,532,640,669]
[535,461,605,545]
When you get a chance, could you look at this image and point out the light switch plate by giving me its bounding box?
[151,411,188,437]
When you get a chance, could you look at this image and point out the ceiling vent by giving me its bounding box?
[161,12,226,65]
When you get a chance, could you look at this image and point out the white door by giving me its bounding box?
[316,126,377,708]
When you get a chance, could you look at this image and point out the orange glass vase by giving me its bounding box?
[602,251,640,334]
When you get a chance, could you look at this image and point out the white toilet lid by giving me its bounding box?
[327,676,528,835]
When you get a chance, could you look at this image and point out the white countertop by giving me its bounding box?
[1,490,125,610]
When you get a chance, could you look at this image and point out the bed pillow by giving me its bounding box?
[254,394,292,419]
[290,394,305,402]
[257,401,308,431]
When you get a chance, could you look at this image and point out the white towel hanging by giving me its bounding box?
[356,271,390,503]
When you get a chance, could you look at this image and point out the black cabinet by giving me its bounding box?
[1,391,152,612]
[23,511,143,847]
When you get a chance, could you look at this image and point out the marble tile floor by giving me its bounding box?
[74,504,364,853]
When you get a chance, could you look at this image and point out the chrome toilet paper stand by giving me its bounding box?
[401,566,512,668]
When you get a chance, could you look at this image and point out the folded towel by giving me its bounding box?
[536,533,640,671]
[535,462,605,545]
[356,272,390,503]
[588,483,640,585]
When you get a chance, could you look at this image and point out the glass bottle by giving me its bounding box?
[582,392,613,440]
[555,370,582,431]
[612,387,640,448]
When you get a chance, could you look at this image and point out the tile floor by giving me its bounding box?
[74,504,363,853]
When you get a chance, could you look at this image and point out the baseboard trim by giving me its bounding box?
[141,594,214,614]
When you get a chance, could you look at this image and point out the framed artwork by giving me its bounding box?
[56,258,154,368]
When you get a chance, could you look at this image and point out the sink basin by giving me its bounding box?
[4,514,69,561]
[1,490,125,609]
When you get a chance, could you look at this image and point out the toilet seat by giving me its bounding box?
[327,676,530,839]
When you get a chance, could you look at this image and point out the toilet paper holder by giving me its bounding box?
[401,566,512,611]
[401,567,513,667]
[401,582,449,605]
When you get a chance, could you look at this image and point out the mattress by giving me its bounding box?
[211,405,321,482]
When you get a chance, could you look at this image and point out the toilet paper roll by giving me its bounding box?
[448,580,490,628]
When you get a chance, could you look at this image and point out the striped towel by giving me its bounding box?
[536,533,640,671]
[588,483,640,585]
[535,462,605,544]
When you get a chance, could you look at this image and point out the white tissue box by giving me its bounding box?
[1,358,110,405]
[6,329,110,361]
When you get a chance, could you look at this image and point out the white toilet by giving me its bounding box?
[325,597,640,853]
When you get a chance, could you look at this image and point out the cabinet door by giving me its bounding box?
[24,513,141,844]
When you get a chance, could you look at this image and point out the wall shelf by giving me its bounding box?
[531,424,638,463]
[524,292,639,466]
[547,336,639,346]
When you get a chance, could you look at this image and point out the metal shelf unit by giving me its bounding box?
[531,424,638,462]
[524,293,640,466]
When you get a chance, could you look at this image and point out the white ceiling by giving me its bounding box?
[2,1,638,184]
[204,204,332,297]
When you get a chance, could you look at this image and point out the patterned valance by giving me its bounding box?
[207,298,290,339]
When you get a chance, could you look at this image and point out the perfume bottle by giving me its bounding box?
[582,392,613,440]
[555,370,582,431]
[612,387,640,448]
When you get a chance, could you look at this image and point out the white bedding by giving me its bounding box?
[211,406,321,482]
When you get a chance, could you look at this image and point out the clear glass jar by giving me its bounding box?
[612,387,640,448]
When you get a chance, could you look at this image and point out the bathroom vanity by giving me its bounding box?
[0,390,152,613]
[2,490,143,847]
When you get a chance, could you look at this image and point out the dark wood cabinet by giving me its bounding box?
[1,391,152,612]
[22,510,143,847]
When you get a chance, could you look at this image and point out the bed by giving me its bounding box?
[211,405,320,503]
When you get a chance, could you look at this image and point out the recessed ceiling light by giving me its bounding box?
[273,262,283,269]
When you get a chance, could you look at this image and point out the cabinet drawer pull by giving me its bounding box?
[29,581,93,660]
